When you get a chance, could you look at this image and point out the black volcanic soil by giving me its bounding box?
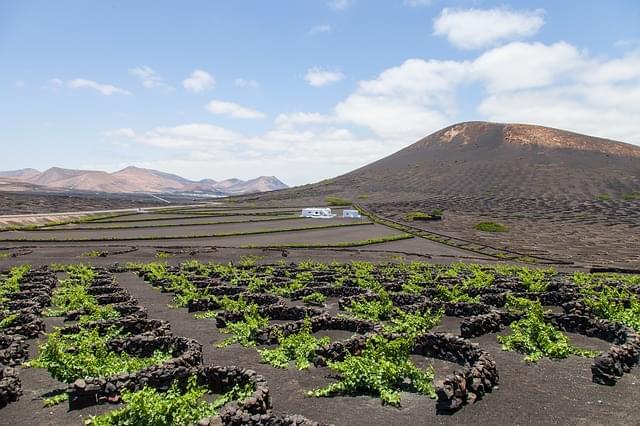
[4,270,636,426]
[0,191,170,215]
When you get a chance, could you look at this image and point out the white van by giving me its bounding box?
[342,209,361,219]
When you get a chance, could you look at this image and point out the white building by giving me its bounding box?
[300,207,336,219]
[342,209,362,219]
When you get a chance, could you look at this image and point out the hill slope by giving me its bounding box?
[263,121,640,202]
[246,121,640,267]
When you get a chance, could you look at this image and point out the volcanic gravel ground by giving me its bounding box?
[0,191,171,215]
[36,273,634,426]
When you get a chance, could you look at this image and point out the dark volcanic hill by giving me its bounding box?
[258,121,640,202]
[245,122,640,267]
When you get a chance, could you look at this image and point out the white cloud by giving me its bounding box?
[478,50,640,145]
[335,58,468,139]
[206,100,267,119]
[472,42,583,92]
[114,121,400,184]
[109,39,640,187]
[67,78,131,96]
[309,24,332,35]
[182,70,215,93]
[579,53,640,84]
[434,8,545,50]
[478,85,640,143]
[134,124,240,149]
[105,128,136,138]
[304,67,345,87]
[328,0,354,10]
[129,66,166,88]
[404,0,432,6]
[275,112,336,128]
[234,78,259,88]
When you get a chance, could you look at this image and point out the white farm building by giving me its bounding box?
[342,209,361,218]
[300,207,336,219]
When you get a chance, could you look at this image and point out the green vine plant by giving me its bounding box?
[345,290,394,321]
[87,376,253,426]
[351,261,380,291]
[308,335,436,406]
[0,313,19,330]
[461,266,495,290]
[0,264,31,300]
[302,292,327,307]
[383,308,443,338]
[435,284,480,303]
[258,317,330,369]
[581,286,640,331]
[42,392,69,407]
[217,305,269,347]
[267,271,312,297]
[45,264,120,322]
[498,295,598,362]
[27,327,171,383]
[193,295,251,319]
[400,281,425,294]
[517,268,552,292]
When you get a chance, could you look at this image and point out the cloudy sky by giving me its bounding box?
[2,1,640,185]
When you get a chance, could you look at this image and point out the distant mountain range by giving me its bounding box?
[0,166,288,196]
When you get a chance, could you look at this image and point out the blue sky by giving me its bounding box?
[2,0,640,185]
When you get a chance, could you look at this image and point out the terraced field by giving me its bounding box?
[0,204,493,263]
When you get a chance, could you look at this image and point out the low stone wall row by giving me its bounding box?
[547,313,640,385]
[0,365,21,408]
[86,284,124,296]
[313,330,498,413]
[216,304,323,328]
[0,311,45,339]
[94,291,136,305]
[64,301,147,322]
[68,335,203,409]
[289,285,367,300]
[460,310,521,338]
[401,300,493,318]
[411,333,499,412]
[460,309,639,385]
[60,316,171,338]
[187,293,282,313]
[0,335,28,367]
[255,314,380,345]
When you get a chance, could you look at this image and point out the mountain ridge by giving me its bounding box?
[0,166,287,196]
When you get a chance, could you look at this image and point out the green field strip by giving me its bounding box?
[0,221,374,243]
[21,215,305,232]
[83,210,298,224]
[238,233,414,249]
[138,209,302,216]
[0,212,144,233]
